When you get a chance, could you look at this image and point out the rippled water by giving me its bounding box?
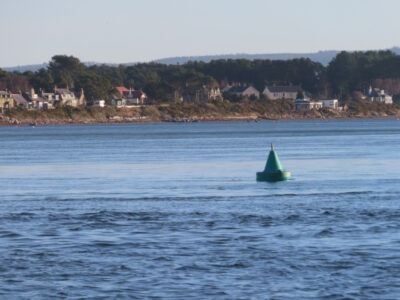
[1,120,400,299]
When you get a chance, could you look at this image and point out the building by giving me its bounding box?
[55,87,86,107]
[205,87,222,101]
[367,86,393,104]
[113,86,147,106]
[11,94,29,109]
[128,90,147,105]
[115,86,130,99]
[0,90,14,113]
[263,85,303,100]
[40,90,60,103]
[320,99,339,109]
[91,100,105,108]
[181,86,222,102]
[295,99,323,111]
[111,98,127,107]
[226,85,260,98]
[23,88,54,110]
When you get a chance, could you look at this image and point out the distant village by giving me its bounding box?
[0,86,148,114]
[0,83,393,115]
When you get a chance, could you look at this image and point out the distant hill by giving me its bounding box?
[154,50,339,66]
[3,63,48,73]
[154,47,400,66]
[3,47,400,72]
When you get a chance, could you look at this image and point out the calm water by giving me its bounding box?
[0,120,400,299]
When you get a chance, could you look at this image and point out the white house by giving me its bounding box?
[320,99,339,109]
[367,86,393,104]
[295,99,323,111]
[92,100,105,108]
[263,85,303,100]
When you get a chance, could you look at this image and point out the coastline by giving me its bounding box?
[1,101,399,126]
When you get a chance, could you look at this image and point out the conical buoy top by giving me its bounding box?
[257,143,291,182]
[263,143,283,172]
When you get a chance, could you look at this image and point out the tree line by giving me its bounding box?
[1,50,400,102]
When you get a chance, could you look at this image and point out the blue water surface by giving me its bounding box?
[0,120,399,299]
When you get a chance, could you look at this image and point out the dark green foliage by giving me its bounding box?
[2,50,400,103]
[48,55,85,88]
[327,50,400,99]
[75,72,112,100]
[29,68,54,91]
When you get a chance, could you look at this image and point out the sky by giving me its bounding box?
[1,0,400,67]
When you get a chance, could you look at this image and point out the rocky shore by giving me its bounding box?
[1,100,399,126]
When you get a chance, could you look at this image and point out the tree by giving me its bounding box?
[75,71,112,100]
[29,68,54,91]
[48,55,85,88]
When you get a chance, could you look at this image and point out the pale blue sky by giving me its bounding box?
[1,0,400,67]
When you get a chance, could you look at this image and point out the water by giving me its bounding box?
[0,120,400,299]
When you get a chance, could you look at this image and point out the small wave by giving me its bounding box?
[285,214,300,221]
[175,263,208,271]
[0,231,21,238]
[315,227,334,237]
[29,190,376,202]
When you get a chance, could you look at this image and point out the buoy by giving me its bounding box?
[256,144,291,182]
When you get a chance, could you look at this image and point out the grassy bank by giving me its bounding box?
[1,100,400,126]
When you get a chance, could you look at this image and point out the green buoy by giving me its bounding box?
[257,144,291,182]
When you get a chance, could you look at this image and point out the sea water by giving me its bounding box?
[0,120,399,299]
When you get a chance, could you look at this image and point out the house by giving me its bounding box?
[23,88,54,110]
[111,98,127,107]
[263,85,303,100]
[91,100,105,108]
[320,99,339,110]
[55,87,86,107]
[366,86,393,104]
[128,90,147,105]
[295,99,323,111]
[206,87,222,101]
[40,90,60,103]
[115,86,130,99]
[11,93,29,109]
[112,86,147,106]
[181,86,222,102]
[226,85,260,98]
[0,90,14,113]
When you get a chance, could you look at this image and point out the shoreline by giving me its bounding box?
[1,101,399,126]
[1,114,398,127]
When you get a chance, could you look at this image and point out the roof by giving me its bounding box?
[266,85,302,93]
[55,88,74,95]
[116,86,129,94]
[11,94,28,105]
[228,85,256,93]
[369,88,385,97]
[0,91,10,96]
[22,92,46,102]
